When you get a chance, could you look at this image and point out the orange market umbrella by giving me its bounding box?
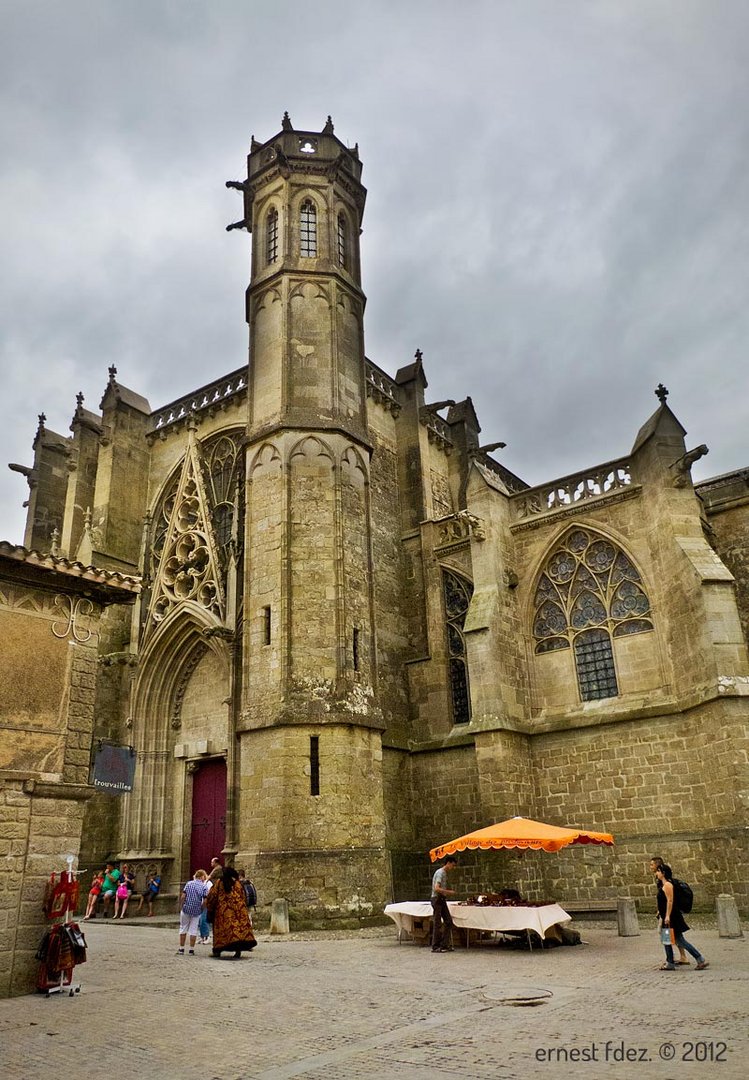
[429,816,615,861]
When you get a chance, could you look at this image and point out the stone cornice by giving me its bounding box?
[21,778,96,801]
[381,678,747,752]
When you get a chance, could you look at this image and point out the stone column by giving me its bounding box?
[716,894,743,938]
[617,898,640,937]
[270,898,290,935]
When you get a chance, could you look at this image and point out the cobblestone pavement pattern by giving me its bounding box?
[1,920,746,1080]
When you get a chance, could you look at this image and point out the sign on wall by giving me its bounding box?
[91,743,136,794]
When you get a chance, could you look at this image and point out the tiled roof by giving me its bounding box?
[0,542,141,596]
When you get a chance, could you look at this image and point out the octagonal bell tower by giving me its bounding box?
[228,111,368,441]
[227,115,389,923]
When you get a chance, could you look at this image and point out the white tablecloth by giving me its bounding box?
[384,901,571,938]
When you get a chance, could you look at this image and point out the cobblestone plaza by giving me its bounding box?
[2,919,747,1080]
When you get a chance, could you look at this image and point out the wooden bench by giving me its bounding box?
[561,900,619,919]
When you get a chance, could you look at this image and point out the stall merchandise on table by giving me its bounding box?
[384,896,573,949]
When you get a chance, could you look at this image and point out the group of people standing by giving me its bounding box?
[178,858,257,960]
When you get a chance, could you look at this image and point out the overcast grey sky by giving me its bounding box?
[1,0,748,546]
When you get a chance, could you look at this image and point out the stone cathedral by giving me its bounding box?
[10,116,749,922]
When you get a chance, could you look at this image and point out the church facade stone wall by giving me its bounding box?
[8,117,748,928]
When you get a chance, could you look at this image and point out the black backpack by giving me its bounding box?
[243,879,257,909]
[673,879,693,913]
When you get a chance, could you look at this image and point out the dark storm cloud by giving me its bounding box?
[1,0,747,543]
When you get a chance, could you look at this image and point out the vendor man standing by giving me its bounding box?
[431,855,458,953]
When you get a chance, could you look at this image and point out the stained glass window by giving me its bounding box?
[300,199,317,257]
[532,527,654,701]
[211,503,233,550]
[204,433,243,563]
[442,569,473,724]
[574,629,619,700]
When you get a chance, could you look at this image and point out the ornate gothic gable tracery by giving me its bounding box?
[150,431,244,579]
[145,435,231,636]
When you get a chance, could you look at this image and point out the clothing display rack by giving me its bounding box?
[36,855,87,997]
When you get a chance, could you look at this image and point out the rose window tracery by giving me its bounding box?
[532,528,654,701]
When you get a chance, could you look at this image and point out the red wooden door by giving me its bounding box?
[190,759,227,875]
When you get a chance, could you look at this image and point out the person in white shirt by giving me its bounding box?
[431,856,458,953]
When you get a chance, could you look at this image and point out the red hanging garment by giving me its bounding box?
[43,871,80,920]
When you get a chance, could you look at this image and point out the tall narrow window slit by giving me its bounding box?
[310,735,320,796]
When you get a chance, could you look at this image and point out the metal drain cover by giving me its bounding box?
[482,985,553,1006]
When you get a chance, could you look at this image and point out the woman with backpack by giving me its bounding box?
[238,868,257,921]
[649,855,689,964]
[655,864,709,971]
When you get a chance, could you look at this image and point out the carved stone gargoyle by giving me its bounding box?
[671,444,708,488]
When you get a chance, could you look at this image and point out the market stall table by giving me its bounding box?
[384,901,571,950]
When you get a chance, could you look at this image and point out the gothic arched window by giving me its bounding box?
[337,212,347,268]
[150,477,179,571]
[300,199,317,257]
[266,207,278,264]
[533,528,653,701]
[204,432,244,567]
[443,569,473,724]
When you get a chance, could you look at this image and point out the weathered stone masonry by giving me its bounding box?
[8,116,748,929]
[0,545,139,996]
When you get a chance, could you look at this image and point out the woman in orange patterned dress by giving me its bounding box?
[206,866,257,959]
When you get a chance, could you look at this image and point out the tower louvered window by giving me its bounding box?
[266,207,278,264]
[337,213,347,268]
[532,528,654,701]
[300,199,317,257]
[443,569,473,724]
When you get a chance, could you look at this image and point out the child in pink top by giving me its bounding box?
[84,870,104,920]
[113,879,130,918]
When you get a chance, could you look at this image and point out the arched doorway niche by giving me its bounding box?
[119,604,232,892]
